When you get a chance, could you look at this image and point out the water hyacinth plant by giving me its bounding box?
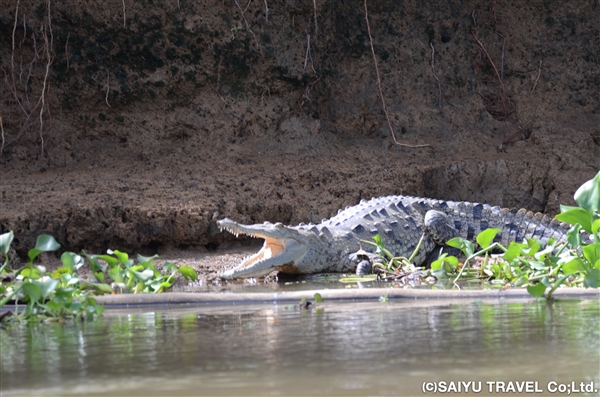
[0,233,198,323]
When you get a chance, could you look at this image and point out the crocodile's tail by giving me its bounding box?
[419,198,590,247]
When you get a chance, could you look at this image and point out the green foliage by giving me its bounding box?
[358,232,428,276]
[27,235,61,263]
[1,236,103,324]
[431,253,459,280]
[339,274,378,283]
[0,231,14,274]
[0,231,198,324]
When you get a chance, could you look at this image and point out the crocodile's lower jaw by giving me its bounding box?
[221,238,287,279]
[242,238,284,267]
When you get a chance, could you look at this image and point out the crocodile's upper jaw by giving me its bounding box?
[218,219,310,279]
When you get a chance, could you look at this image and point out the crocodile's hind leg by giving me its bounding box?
[423,210,463,264]
[424,210,461,245]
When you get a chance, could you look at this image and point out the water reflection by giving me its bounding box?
[1,299,598,396]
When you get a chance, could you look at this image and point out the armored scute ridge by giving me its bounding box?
[217,195,578,279]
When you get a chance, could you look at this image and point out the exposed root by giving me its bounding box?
[430,42,442,113]
[65,32,70,69]
[264,0,269,22]
[234,0,256,40]
[122,0,126,27]
[3,0,54,155]
[303,26,315,73]
[471,31,509,148]
[364,0,432,149]
[313,0,318,38]
[0,116,5,156]
[11,0,20,101]
[39,1,53,156]
[531,60,543,92]
[105,69,111,107]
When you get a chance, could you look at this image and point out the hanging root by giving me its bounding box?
[3,0,54,155]
[234,0,256,39]
[471,31,509,147]
[0,116,5,157]
[430,42,442,113]
[364,0,432,149]
[531,60,543,92]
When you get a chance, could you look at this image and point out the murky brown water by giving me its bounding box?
[1,298,598,396]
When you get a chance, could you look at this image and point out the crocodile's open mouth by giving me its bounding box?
[217,218,304,279]
[238,237,285,269]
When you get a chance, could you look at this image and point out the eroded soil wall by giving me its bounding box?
[1,0,599,257]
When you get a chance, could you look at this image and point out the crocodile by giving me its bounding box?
[217,195,579,279]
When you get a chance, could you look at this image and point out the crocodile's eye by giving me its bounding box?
[275,222,283,228]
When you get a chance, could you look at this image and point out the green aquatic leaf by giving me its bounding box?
[503,242,525,263]
[583,243,600,266]
[130,269,154,281]
[130,264,144,272]
[338,275,378,283]
[20,268,42,279]
[431,254,458,272]
[155,281,173,293]
[540,276,551,288]
[89,283,114,294]
[526,282,546,298]
[556,208,592,233]
[81,252,106,273]
[22,282,42,302]
[61,252,84,272]
[523,240,541,257]
[0,231,14,255]
[477,228,502,249]
[528,261,548,271]
[566,224,582,248]
[177,265,198,281]
[107,249,129,264]
[592,219,600,236]
[54,287,76,300]
[373,234,383,246]
[61,273,80,287]
[313,293,324,302]
[36,278,59,299]
[134,281,145,293]
[92,254,118,268]
[94,271,105,282]
[574,171,600,214]
[28,235,61,262]
[51,267,71,280]
[446,237,474,257]
[561,258,586,275]
[163,262,179,273]
[584,269,600,288]
[108,266,124,283]
[431,258,443,271]
[35,234,61,252]
[137,254,159,264]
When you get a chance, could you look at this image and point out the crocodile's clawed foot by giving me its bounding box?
[349,249,382,276]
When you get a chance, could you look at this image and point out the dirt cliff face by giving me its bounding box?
[1,1,599,262]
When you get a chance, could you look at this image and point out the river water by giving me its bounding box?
[1,298,598,396]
